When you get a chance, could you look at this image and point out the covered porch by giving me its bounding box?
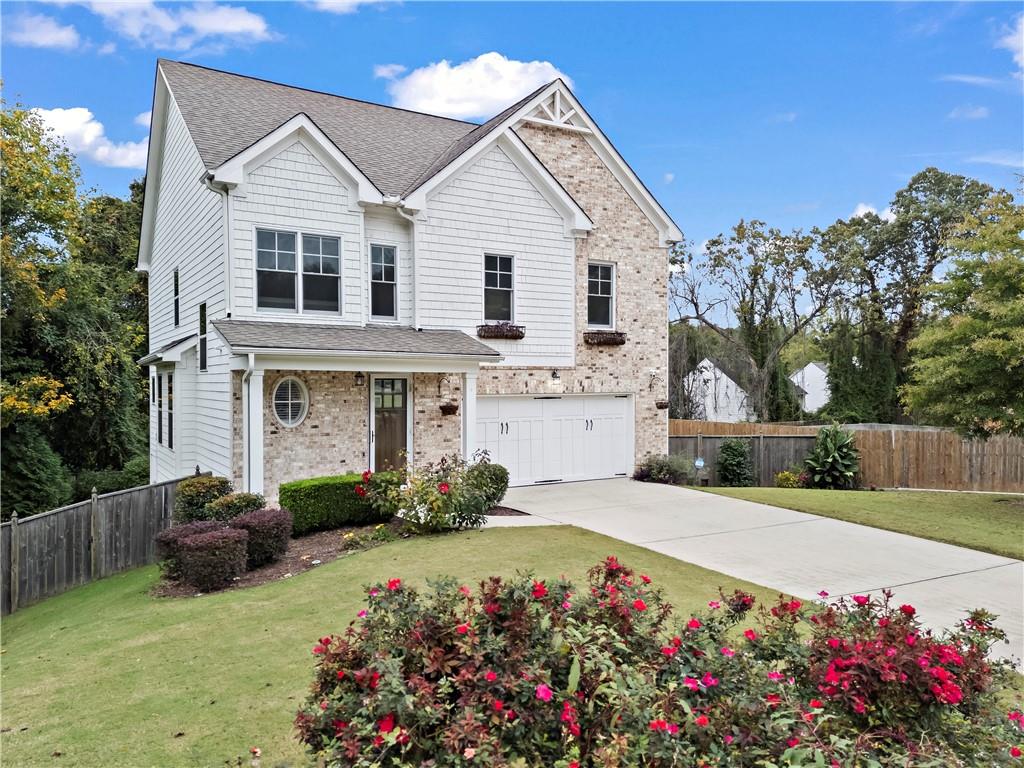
[214,320,501,500]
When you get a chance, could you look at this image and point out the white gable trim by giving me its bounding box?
[208,113,383,206]
[137,67,173,272]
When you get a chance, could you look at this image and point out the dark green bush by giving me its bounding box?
[279,472,397,536]
[203,492,265,521]
[633,454,693,484]
[805,424,860,489]
[717,438,753,487]
[177,528,248,592]
[174,475,232,523]
[71,455,150,501]
[229,507,292,568]
[0,422,72,519]
[465,459,510,508]
[155,520,225,579]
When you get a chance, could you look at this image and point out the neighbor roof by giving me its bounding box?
[159,59,481,197]
[212,319,501,359]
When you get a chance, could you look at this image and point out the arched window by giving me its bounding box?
[272,377,308,427]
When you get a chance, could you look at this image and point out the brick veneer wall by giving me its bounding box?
[411,373,463,465]
[476,123,670,463]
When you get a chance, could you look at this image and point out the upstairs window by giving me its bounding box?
[302,235,341,313]
[198,303,207,371]
[370,244,397,320]
[484,254,513,322]
[587,263,614,328]
[256,229,297,310]
[173,269,180,326]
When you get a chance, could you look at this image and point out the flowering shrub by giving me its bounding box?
[173,475,232,523]
[176,528,248,592]
[296,558,1020,766]
[202,492,266,522]
[368,454,492,534]
[229,507,292,568]
[155,520,225,579]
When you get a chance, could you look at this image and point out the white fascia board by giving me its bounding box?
[209,113,383,206]
[518,83,684,246]
[137,67,172,272]
[137,335,198,365]
[227,351,498,373]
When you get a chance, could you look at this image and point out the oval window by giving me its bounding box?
[272,377,308,427]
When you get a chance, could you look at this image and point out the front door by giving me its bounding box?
[373,377,408,470]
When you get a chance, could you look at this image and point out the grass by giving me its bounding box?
[1,526,778,768]
[703,487,1024,560]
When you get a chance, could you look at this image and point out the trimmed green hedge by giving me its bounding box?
[279,472,398,536]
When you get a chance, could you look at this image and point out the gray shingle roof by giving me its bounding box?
[160,59,480,196]
[212,319,501,359]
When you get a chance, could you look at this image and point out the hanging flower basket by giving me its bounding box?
[439,401,460,416]
[655,399,670,410]
[584,330,627,346]
[477,322,526,340]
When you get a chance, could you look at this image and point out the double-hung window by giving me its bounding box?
[256,229,297,310]
[302,234,341,312]
[370,244,397,320]
[587,263,614,328]
[483,254,513,322]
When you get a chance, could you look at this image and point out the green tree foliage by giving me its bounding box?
[816,169,995,421]
[901,192,1024,437]
[1,103,148,517]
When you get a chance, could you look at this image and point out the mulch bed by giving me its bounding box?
[152,506,530,598]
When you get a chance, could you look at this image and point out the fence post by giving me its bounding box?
[759,428,766,486]
[90,487,101,580]
[10,512,19,613]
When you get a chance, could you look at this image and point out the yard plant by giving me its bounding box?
[297,557,1021,766]
[279,471,398,535]
[173,475,233,523]
[717,438,754,487]
[804,424,860,489]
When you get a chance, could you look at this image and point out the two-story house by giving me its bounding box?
[138,60,681,500]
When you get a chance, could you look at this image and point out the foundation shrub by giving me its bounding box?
[202,492,265,522]
[173,475,232,523]
[229,507,292,568]
[280,472,398,536]
[176,528,248,592]
[154,520,225,579]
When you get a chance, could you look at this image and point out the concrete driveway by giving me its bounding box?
[504,479,1024,664]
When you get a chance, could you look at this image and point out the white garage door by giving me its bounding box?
[477,395,632,485]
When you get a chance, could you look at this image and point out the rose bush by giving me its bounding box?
[295,557,1021,767]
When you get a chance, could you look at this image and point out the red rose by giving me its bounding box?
[531,580,548,599]
[362,469,372,483]
[354,484,367,497]
[456,623,470,635]
[377,713,396,733]
[694,714,709,727]
[438,482,450,495]
[900,604,916,616]
[633,599,647,611]
[484,670,498,682]
[387,578,401,591]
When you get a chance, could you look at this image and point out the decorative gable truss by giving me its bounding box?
[520,90,591,134]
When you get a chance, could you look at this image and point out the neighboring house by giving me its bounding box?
[138,60,682,498]
[790,361,830,413]
[682,358,755,423]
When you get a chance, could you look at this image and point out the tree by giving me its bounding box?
[901,191,1024,437]
[670,220,851,420]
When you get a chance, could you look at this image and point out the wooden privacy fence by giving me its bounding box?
[668,421,1024,493]
[1,474,199,615]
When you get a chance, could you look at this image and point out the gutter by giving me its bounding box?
[383,195,420,328]
[203,172,234,318]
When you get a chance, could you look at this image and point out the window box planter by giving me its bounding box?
[583,330,627,346]
[439,401,460,416]
[477,323,526,340]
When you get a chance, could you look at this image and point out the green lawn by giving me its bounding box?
[703,487,1024,560]
[1,526,778,768]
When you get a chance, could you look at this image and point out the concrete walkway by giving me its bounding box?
[504,479,1024,664]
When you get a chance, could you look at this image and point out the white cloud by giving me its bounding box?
[97,41,116,55]
[966,150,1024,168]
[938,74,1003,87]
[384,52,571,120]
[851,203,896,222]
[373,63,406,80]
[663,172,675,185]
[134,110,152,127]
[996,13,1023,70]
[33,107,148,169]
[85,1,274,52]
[4,12,80,49]
[947,104,990,120]
[767,111,798,124]
[307,0,388,13]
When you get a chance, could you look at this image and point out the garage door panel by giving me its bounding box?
[477,395,631,486]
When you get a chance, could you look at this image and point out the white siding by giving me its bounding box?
[685,359,754,423]
[790,363,831,413]
[147,97,231,481]
[363,207,413,325]
[418,145,576,366]
[231,140,364,325]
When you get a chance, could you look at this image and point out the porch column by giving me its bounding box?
[248,370,265,494]
[462,370,478,459]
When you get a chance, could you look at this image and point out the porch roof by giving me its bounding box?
[213,319,502,360]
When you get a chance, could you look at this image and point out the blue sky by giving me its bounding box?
[3,1,1022,248]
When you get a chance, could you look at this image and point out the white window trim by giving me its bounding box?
[586,261,616,330]
[482,251,516,324]
[253,225,345,317]
[368,241,400,323]
[271,375,310,428]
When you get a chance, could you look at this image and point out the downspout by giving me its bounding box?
[202,173,233,317]
[384,195,419,328]
[241,352,255,491]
